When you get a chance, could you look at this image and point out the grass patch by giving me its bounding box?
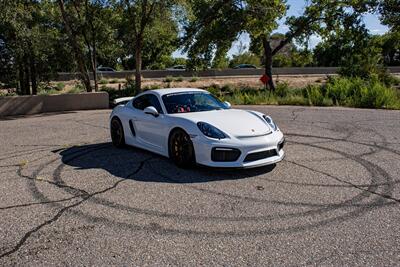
[38,89,60,95]
[204,76,400,109]
[163,76,184,83]
[55,82,65,91]
[164,76,174,83]
[99,79,108,85]
[100,83,137,106]
[190,76,199,82]
[67,84,85,94]
[0,91,17,97]
[175,76,184,82]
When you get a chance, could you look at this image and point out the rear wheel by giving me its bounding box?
[111,117,125,148]
[169,129,195,168]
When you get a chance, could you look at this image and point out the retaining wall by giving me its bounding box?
[0,92,109,117]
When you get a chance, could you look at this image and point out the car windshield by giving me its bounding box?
[162,92,227,114]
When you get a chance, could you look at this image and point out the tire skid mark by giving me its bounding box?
[0,155,151,259]
[288,160,400,203]
[0,196,81,211]
[32,137,395,229]
[287,133,400,156]
[2,130,396,249]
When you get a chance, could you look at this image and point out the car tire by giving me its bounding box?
[169,129,195,168]
[111,117,125,148]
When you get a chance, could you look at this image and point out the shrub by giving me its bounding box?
[56,82,65,91]
[277,95,308,106]
[100,83,137,105]
[99,79,108,85]
[275,82,290,97]
[189,76,199,83]
[0,91,17,97]
[38,88,59,95]
[325,76,400,108]
[204,84,221,96]
[164,76,173,83]
[67,84,84,94]
[143,84,161,91]
[109,79,119,84]
[175,76,184,82]
[302,85,324,106]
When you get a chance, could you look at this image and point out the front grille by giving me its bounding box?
[211,148,241,162]
[244,149,278,162]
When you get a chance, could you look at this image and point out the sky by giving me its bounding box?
[173,0,389,59]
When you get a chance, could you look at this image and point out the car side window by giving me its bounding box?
[131,94,163,114]
[131,95,149,110]
[146,94,163,114]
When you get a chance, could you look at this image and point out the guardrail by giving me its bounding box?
[55,66,400,81]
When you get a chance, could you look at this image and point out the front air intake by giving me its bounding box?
[211,147,241,162]
[244,149,278,162]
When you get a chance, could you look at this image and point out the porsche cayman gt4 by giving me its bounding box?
[110,88,285,168]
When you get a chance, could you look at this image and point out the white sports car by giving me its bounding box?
[110,88,285,168]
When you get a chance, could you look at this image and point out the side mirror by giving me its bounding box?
[144,106,159,117]
[224,101,231,109]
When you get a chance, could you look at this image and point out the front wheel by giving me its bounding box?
[111,117,125,148]
[169,129,195,168]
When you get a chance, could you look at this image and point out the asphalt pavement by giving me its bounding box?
[0,106,399,266]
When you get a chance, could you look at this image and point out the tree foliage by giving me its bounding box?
[0,0,399,95]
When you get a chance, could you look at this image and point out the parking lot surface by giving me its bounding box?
[0,106,399,266]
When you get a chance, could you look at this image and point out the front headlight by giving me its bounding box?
[263,115,278,131]
[197,122,227,139]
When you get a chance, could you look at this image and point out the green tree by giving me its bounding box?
[118,9,180,72]
[57,0,118,92]
[118,0,185,92]
[229,51,261,68]
[182,0,378,91]
[0,0,70,94]
[182,0,286,90]
[379,0,400,31]
[376,31,400,66]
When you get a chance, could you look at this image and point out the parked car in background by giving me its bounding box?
[97,66,116,72]
[166,65,187,71]
[233,64,258,69]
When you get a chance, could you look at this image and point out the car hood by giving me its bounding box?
[172,109,272,138]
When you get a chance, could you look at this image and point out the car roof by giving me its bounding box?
[145,88,207,97]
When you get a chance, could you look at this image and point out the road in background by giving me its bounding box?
[55,66,400,81]
[0,106,399,265]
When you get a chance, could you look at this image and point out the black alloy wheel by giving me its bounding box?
[169,129,195,168]
[111,117,125,148]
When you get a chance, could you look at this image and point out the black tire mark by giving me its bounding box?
[29,138,396,234]
[0,156,150,259]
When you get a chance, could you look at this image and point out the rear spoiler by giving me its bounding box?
[113,96,134,106]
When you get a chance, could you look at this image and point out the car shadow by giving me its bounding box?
[59,143,276,184]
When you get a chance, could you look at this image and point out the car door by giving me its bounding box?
[131,93,168,153]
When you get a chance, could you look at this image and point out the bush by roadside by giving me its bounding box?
[206,76,400,110]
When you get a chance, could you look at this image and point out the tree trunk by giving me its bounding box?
[135,37,143,93]
[262,36,275,92]
[29,53,37,95]
[57,0,92,92]
[23,54,31,95]
[91,24,98,92]
[18,61,25,95]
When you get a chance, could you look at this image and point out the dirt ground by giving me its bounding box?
[58,75,330,93]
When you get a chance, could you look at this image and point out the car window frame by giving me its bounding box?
[131,93,164,114]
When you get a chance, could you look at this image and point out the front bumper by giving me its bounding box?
[191,130,285,168]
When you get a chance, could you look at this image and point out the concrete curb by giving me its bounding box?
[0,92,109,117]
